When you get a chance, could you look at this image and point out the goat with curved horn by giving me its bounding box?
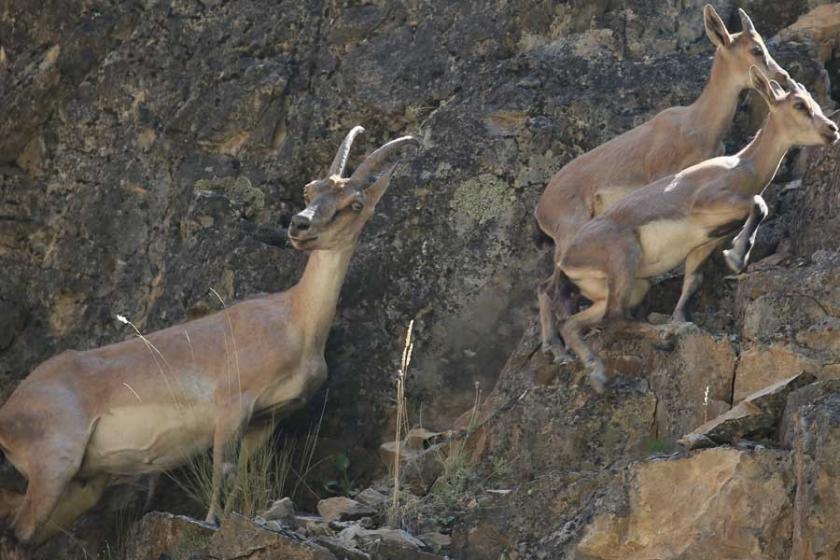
[349,136,421,185]
[0,127,420,553]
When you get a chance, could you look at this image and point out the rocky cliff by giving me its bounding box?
[2,0,840,558]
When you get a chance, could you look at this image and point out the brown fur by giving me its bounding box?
[0,128,418,549]
[534,5,790,362]
[558,69,839,391]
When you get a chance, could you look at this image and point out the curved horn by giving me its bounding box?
[349,136,420,185]
[738,8,756,33]
[329,125,365,177]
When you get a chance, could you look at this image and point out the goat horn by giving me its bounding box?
[329,125,366,177]
[350,136,420,185]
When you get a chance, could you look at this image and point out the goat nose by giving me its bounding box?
[829,122,839,133]
[290,213,311,232]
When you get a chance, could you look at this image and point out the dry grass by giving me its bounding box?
[388,320,415,527]
[170,396,327,519]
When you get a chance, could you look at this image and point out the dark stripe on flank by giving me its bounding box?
[708,219,744,239]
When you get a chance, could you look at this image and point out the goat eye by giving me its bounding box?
[351,200,364,212]
[794,101,808,113]
[751,46,763,56]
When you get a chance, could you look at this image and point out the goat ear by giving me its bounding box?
[704,5,732,48]
[750,66,777,106]
[364,163,400,206]
[768,80,786,99]
[738,8,756,33]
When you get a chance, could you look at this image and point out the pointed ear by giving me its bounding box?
[768,80,786,99]
[704,5,732,48]
[364,162,400,206]
[750,66,779,106]
[738,8,756,33]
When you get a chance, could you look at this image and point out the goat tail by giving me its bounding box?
[532,216,553,249]
[0,442,23,529]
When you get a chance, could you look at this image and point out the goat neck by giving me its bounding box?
[687,51,745,149]
[734,116,790,196]
[289,243,356,351]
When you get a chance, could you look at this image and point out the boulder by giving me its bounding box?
[734,343,834,402]
[208,513,336,560]
[680,372,815,449]
[777,4,840,63]
[123,512,214,560]
[261,497,296,525]
[313,536,371,560]
[355,488,389,509]
[417,531,451,553]
[317,497,377,522]
[336,526,439,559]
[577,448,793,559]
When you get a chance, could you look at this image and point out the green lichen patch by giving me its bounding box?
[194,175,265,218]
[450,173,511,226]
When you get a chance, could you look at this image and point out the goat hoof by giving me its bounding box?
[0,537,27,560]
[587,365,608,394]
[723,249,746,274]
[542,340,573,365]
[671,312,688,324]
[202,514,221,529]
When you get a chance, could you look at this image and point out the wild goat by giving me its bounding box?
[534,5,789,364]
[0,127,419,551]
[558,68,838,392]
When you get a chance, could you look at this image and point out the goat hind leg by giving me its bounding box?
[604,237,643,323]
[538,270,573,364]
[13,463,78,544]
[673,239,723,323]
[561,300,608,393]
[35,475,108,544]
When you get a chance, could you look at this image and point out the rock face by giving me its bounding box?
[5,1,840,559]
[0,0,821,451]
[783,381,840,560]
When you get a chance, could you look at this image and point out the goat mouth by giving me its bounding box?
[289,234,319,248]
[823,132,840,145]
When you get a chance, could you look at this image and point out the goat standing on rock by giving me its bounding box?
[0,127,419,554]
[534,5,789,365]
[558,68,839,393]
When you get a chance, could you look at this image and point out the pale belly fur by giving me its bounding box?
[637,219,709,278]
[80,403,216,476]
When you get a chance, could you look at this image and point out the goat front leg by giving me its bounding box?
[604,237,645,324]
[672,239,724,323]
[38,476,108,544]
[206,411,247,526]
[723,195,768,274]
